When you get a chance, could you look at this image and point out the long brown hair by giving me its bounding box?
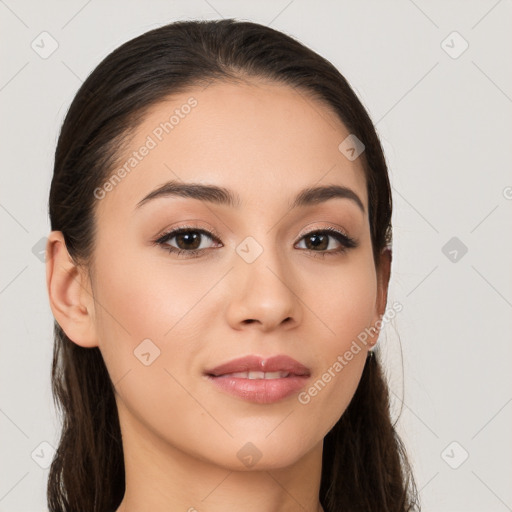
[47,18,420,511]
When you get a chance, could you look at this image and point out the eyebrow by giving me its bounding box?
[135,180,365,213]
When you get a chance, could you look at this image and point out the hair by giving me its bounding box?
[47,18,420,512]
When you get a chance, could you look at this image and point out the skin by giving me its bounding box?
[46,79,391,512]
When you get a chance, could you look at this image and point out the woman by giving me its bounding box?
[45,18,420,512]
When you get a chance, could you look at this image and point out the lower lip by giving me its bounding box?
[206,375,309,404]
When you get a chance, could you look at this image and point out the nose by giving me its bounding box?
[225,243,302,333]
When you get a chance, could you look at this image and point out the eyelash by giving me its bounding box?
[153,225,358,259]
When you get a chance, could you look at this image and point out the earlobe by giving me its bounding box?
[45,231,98,348]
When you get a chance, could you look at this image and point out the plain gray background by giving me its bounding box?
[1,1,511,510]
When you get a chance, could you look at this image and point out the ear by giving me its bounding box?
[369,247,392,347]
[45,231,98,348]
[375,247,392,318]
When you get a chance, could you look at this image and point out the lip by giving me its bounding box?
[205,354,311,377]
[204,355,311,404]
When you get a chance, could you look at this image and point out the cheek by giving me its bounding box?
[305,254,378,349]
[92,239,214,340]
[89,245,220,458]
[89,239,214,386]
[293,256,377,427]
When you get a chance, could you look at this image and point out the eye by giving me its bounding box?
[153,225,357,259]
[295,227,357,257]
[154,226,222,258]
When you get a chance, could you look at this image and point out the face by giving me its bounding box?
[84,79,387,470]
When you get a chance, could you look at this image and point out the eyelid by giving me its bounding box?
[296,222,352,241]
[153,221,358,258]
[154,223,353,245]
[153,222,223,245]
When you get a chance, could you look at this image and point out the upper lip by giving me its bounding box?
[205,355,311,377]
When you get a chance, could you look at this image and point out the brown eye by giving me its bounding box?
[296,228,357,257]
[303,232,329,251]
[173,231,203,251]
[155,227,221,258]
[154,226,357,259]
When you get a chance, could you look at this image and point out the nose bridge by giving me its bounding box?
[235,231,287,285]
[227,230,300,329]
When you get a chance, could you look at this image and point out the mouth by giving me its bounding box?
[213,370,292,379]
[204,354,311,404]
[204,354,311,377]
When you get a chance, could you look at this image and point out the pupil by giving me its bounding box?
[309,234,327,250]
[177,232,200,250]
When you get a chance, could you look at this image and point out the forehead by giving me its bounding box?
[99,79,368,215]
